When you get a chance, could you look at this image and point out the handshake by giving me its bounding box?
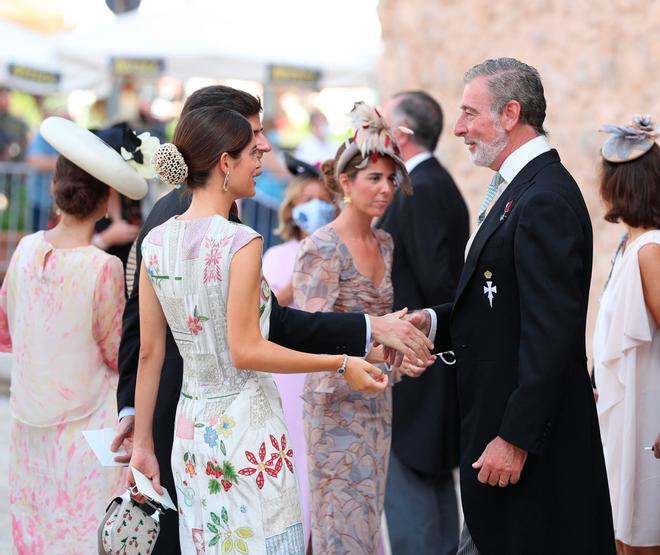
[367,308,435,378]
[112,308,435,463]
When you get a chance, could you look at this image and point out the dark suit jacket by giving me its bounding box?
[377,156,468,477]
[116,187,367,554]
[431,150,615,555]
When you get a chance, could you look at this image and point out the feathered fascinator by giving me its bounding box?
[599,114,659,163]
[335,102,413,194]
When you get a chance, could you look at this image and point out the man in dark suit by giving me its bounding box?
[112,85,433,554]
[409,58,615,555]
[378,91,468,555]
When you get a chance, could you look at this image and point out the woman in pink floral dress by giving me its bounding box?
[0,117,149,553]
[293,103,414,554]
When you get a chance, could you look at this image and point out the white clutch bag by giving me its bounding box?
[98,490,162,555]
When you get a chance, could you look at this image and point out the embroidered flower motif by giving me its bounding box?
[206,507,254,551]
[146,254,162,284]
[268,433,295,475]
[215,415,236,438]
[238,441,277,490]
[148,254,159,275]
[183,452,197,478]
[204,426,218,448]
[206,459,239,494]
[240,505,247,513]
[188,305,209,335]
[188,315,202,335]
[185,461,196,478]
[203,236,232,283]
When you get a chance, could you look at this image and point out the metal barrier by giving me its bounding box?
[0,162,32,276]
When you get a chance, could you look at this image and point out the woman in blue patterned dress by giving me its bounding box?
[128,107,388,555]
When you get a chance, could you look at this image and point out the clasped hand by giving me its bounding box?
[372,308,435,375]
[377,309,435,375]
[472,436,528,487]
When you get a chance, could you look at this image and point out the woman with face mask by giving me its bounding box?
[263,156,337,308]
[292,103,423,554]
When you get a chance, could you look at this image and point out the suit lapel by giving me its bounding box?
[455,150,560,301]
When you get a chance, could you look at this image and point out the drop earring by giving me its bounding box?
[343,194,352,205]
[223,172,230,192]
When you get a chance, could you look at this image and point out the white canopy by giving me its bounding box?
[0,19,110,95]
[55,5,380,89]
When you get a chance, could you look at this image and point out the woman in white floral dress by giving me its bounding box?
[128,107,388,555]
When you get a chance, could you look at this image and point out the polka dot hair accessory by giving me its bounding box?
[152,142,189,187]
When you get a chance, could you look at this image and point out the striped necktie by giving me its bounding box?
[477,172,504,225]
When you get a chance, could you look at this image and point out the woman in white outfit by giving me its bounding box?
[594,115,660,555]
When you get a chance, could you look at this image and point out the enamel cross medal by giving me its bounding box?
[483,270,497,308]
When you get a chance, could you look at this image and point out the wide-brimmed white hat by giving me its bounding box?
[40,117,148,200]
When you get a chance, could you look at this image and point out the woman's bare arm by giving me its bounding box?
[227,238,387,392]
[128,262,168,495]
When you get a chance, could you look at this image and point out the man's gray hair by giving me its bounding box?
[464,58,547,136]
[391,90,444,151]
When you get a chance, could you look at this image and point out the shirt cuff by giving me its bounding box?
[118,407,135,421]
[425,308,437,344]
[364,314,371,357]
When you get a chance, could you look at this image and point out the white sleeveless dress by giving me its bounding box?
[593,229,660,547]
[142,215,304,555]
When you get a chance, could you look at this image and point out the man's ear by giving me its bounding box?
[501,100,521,132]
[392,125,410,148]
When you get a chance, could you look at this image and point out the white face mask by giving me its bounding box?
[292,199,335,235]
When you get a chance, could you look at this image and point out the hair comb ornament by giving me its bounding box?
[152,143,189,187]
[599,114,658,163]
[335,102,413,194]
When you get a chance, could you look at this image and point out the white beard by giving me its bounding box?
[469,121,508,167]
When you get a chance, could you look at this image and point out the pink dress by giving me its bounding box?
[293,225,394,555]
[0,231,125,555]
[262,239,311,545]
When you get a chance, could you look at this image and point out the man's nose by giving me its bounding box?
[257,135,272,153]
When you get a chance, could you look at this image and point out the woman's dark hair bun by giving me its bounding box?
[52,156,109,218]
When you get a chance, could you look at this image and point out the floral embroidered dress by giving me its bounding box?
[0,231,125,555]
[142,215,304,555]
[293,225,394,555]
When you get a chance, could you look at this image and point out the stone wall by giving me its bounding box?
[377,0,660,355]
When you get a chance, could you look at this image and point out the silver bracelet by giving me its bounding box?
[336,354,349,376]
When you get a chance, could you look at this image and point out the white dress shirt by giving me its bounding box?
[405,151,433,173]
